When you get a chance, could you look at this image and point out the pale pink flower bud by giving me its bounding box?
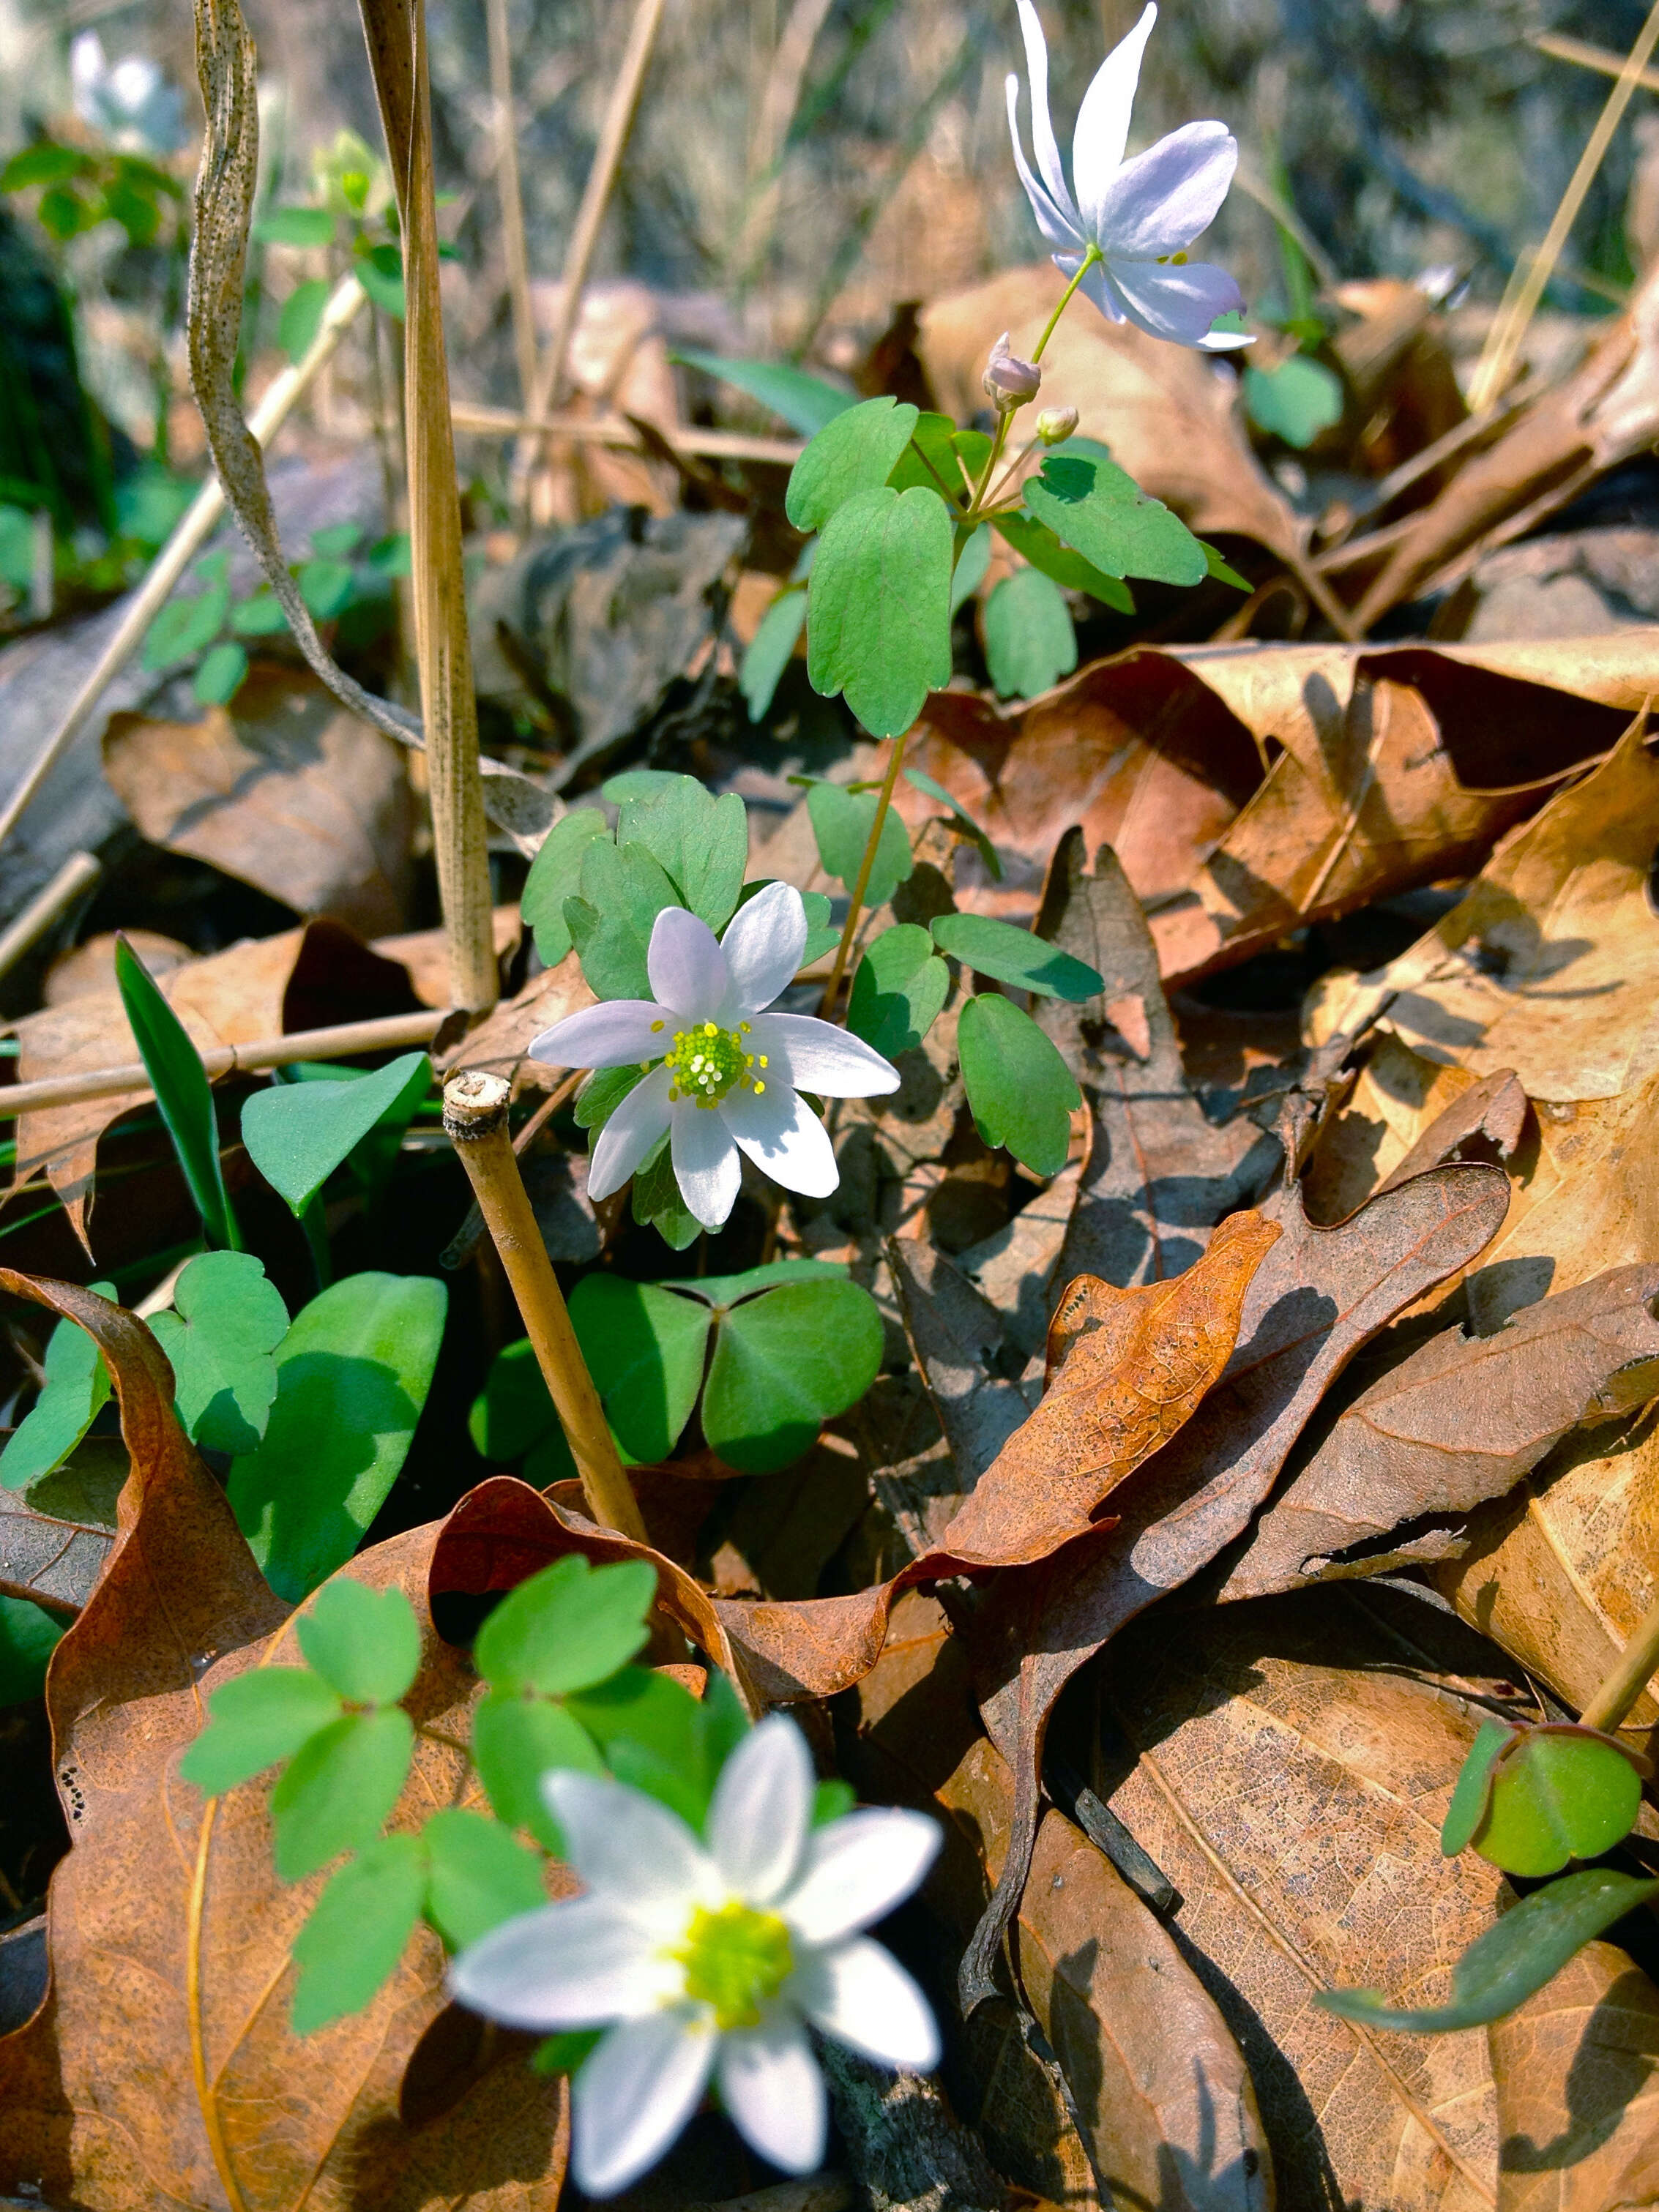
[982,332,1042,411]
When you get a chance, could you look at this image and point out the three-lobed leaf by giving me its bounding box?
[932,912,1103,1001]
[958,990,1080,1178]
[422,1806,547,1951]
[618,775,749,934]
[991,507,1136,612]
[473,1690,603,1850]
[567,838,679,1000]
[521,808,610,968]
[474,1555,657,1697]
[297,1577,422,1705]
[148,1249,288,1455]
[786,395,920,531]
[702,1278,884,1473]
[179,1666,343,1793]
[806,485,953,737]
[1469,1726,1644,1876]
[567,1275,712,1463]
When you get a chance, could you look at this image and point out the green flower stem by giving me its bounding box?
[963,244,1101,526]
[1580,1587,1659,1734]
[1029,244,1103,365]
[819,725,911,1021]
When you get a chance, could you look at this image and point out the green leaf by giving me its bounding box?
[658,1256,852,1307]
[256,204,338,247]
[1318,1869,1659,2035]
[279,279,329,364]
[1202,540,1252,591]
[532,2030,603,2077]
[619,777,748,933]
[179,1666,343,1793]
[806,485,953,737]
[1243,355,1344,449]
[567,1664,716,1828]
[785,396,920,531]
[310,523,365,559]
[568,838,680,1000]
[983,568,1077,700]
[950,523,992,616]
[1440,1719,1515,1857]
[231,589,288,637]
[702,1279,884,1474]
[422,1806,546,1949]
[903,767,1001,881]
[2,141,91,190]
[193,640,247,706]
[0,1594,64,1704]
[242,1052,430,1217]
[670,349,855,438]
[0,1285,114,1491]
[1023,454,1206,587]
[469,1337,557,1461]
[567,1278,711,1464]
[355,239,405,318]
[297,557,356,621]
[1471,1727,1644,1877]
[143,579,230,670]
[271,1705,415,1880]
[521,810,610,969]
[114,936,239,1251]
[740,589,808,723]
[958,992,1079,1177]
[991,508,1135,612]
[148,1250,288,1455]
[474,1555,657,1697]
[631,1135,702,1250]
[847,924,949,1058]
[574,1063,646,1134]
[291,1832,426,2033]
[473,1688,603,1848]
[805,781,914,911]
[298,1577,422,1705]
[228,1272,447,1602]
[813,1778,855,1827]
[931,913,1103,1001]
[887,412,968,502]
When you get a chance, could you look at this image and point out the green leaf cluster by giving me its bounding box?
[1,137,181,248]
[471,1259,884,1476]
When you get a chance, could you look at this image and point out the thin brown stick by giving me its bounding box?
[441,1066,581,1268]
[453,400,802,466]
[1531,27,1659,96]
[1579,1588,1659,1733]
[512,0,667,501]
[0,1007,443,1119]
[484,0,538,408]
[443,1069,646,1541]
[818,731,909,1019]
[0,851,100,984]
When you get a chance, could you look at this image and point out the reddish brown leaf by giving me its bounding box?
[1219,1263,1659,1599]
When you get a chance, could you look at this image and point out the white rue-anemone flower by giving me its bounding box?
[449,1716,942,2197]
[530,880,899,1231]
[1007,0,1249,353]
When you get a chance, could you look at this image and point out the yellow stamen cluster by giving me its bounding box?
[1155,250,1190,265]
[661,1018,769,1110]
[675,1901,794,2030]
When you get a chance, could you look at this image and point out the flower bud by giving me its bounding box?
[981,332,1041,411]
[1036,405,1079,445]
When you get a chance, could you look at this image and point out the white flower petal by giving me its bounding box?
[448,1897,666,2030]
[708,1714,814,1905]
[720,880,808,1013]
[792,1938,940,2071]
[1106,255,1248,350]
[1005,74,1083,253]
[717,2014,828,2175]
[649,906,728,1020]
[587,1063,674,1202]
[749,1012,901,1099]
[1094,119,1237,259]
[1070,1,1157,233]
[572,2009,717,2197]
[544,1770,713,1925]
[720,1083,840,1201]
[529,998,669,1072]
[1013,0,1078,225]
[671,1098,742,1229]
[782,1807,942,1944]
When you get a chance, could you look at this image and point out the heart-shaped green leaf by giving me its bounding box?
[958,990,1081,1177]
[1472,1725,1645,1876]
[983,567,1077,700]
[786,395,920,531]
[567,1276,712,1464]
[806,484,953,736]
[149,1250,289,1455]
[1023,453,1207,586]
[848,924,950,1058]
[242,1052,430,1218]
[701,1277,884,1473]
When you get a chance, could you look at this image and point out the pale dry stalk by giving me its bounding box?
[442,1069,647,1542]
[484,0,538,408]
[1579,1585,1659,1733]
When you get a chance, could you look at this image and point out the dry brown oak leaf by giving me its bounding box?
[707,1213,1281,1705]
[1219,1260,1659,1598]
[0,1439,123,1615]
[1312,720,1659,1105]
[0,1272,569,2211]
[1301,1035,1528,1228]
[844,1588,1270,2212]
[956,1160,1513,2012]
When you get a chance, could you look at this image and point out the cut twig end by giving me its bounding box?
[443,1069,512,1140]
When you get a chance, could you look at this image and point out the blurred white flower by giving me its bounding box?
[450,1715,942,2197]
[1006,0,1249,352]
[531,880,898,1232]
[70,32,186,156]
